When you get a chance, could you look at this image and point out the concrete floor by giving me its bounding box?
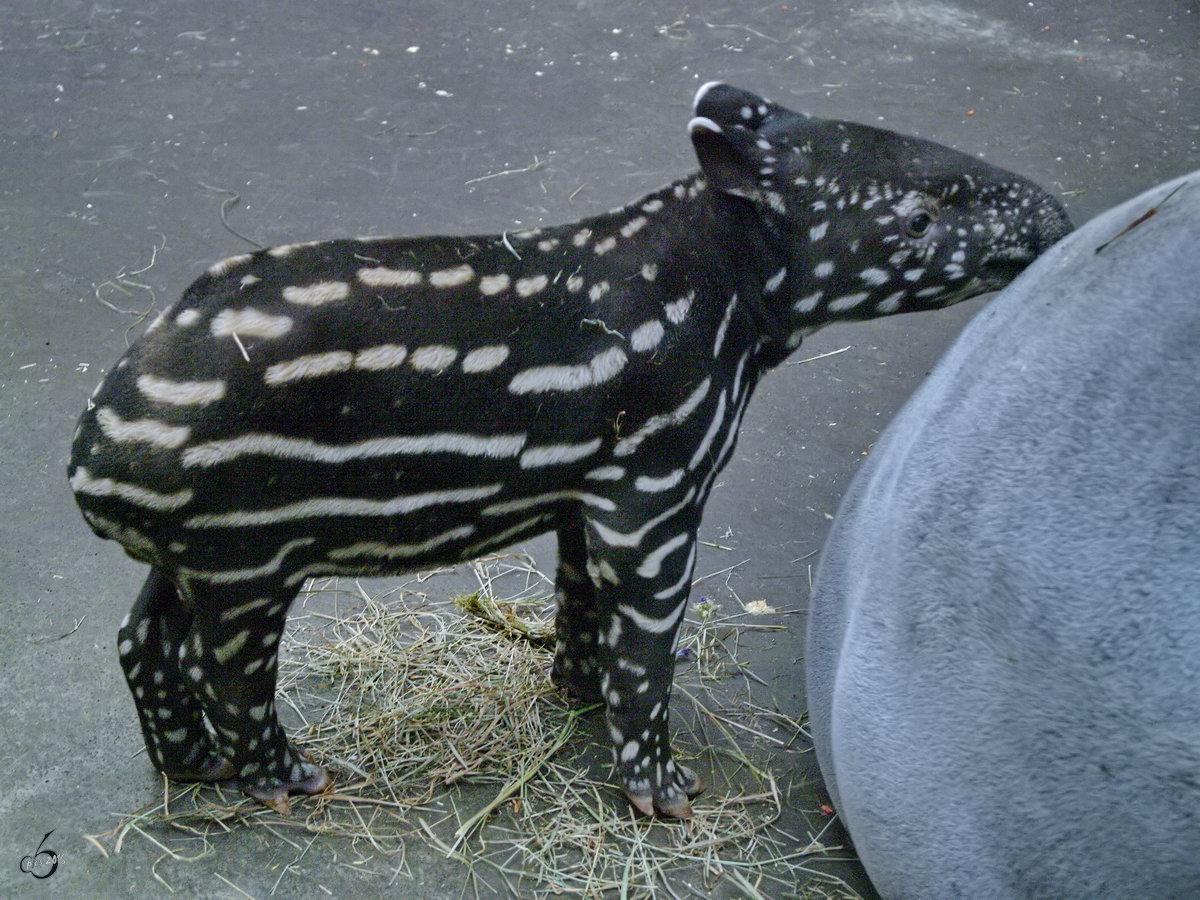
[2,1,1196,897]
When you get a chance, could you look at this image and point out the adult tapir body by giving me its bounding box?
[808,172,1200,897]
[70,83,1070,816]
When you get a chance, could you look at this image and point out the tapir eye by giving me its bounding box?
[905,210,936,238]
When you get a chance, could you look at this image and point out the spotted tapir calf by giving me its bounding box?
[69,83,1071,817]
[807,172,1199,897]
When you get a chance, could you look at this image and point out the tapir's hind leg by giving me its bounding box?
[118,567,234,783]
[178,582,329,814]
[550,522,603,703]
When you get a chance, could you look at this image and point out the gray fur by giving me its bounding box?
[807,171,1200,898]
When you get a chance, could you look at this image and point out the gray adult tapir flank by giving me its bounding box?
[807,171,1200,899]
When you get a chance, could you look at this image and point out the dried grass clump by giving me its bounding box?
[87,554,860,898]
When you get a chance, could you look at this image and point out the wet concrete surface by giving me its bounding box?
[2,1,1196,898]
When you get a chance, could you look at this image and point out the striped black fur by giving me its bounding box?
[69,83,1072,816]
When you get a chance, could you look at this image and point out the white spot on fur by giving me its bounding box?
[877,291,906,313]
[829,292,871,312]
[509,346,627,394]
[208,253,253,276]
[265,351,354,385]
[713,294,738,358]
[664,291,693,325]
[619,594,689,634]
[282,281,351,306]
[96,407,190,449]
[143,309,170,335]
[461,513,553,558]
[70,466,194,511]
[598,560,620,585]
[482,490,616,516]
[586,465,626,481]
[515,274,548,297]
[354,344,408,370]
[462,344,510,373]
[211,308,293,339]
[634,469,685,494]
[137,374,226,406]
[429,264,475,288]
[794,291,823,313]
[220,597,273,623]
[329,525,476,561]
[620,216,647,238]
[268,241,321,258]
[520,438,603,468]
[182,431,525,469]
[605,616,623,648]
[614,379,710,457]
[213,630,250,664]
[594,236,617,255]
[479,273,510,295]
[630,319,665,353]
[688,389,727,471]
[652,543,698,600]
[358,266,422,287]
[409,345,458,373]
[186,484,503,529]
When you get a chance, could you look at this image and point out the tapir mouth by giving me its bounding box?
[977,241,1052,291]
[935,277,990,306]
[982,249,1035,279]
[974,257,1034,295]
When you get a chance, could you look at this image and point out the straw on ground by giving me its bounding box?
[87,554,860,898]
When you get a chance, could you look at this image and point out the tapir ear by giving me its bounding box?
[689,82,805,203]
[689,117,762,201]
[692,82,777,130]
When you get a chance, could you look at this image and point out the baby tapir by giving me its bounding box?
[69,82,1071,817]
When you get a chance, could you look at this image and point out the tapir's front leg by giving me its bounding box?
[583,506,705,817]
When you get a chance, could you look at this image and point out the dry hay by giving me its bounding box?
[87,554,861,898]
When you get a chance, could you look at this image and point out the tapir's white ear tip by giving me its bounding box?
[688,116,722,136]
[692,81,725,112]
